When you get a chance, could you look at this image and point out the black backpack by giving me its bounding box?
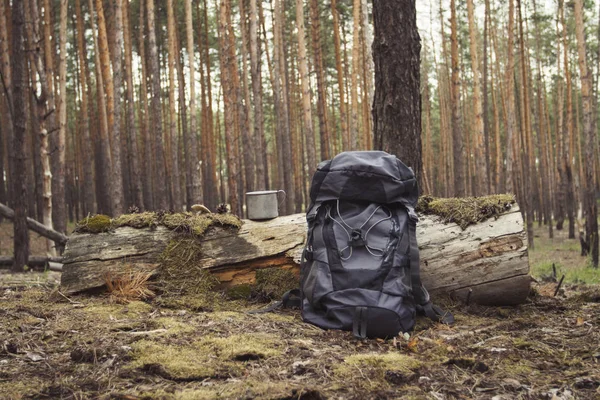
[297,151,453,338]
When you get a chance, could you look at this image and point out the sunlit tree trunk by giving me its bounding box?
[350,0,361,151]
[574,0,599,267]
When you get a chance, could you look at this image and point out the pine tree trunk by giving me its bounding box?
[138,0,153,211]
[331,0,348,152]
[218,0,239,216]
[309,0,329,160]
[230,0,256,195]
[0,0,14,210]
[296,0,316,176]
[372,0,422,178]
[122,0,143,211]
[505,0,517,195]
[350,0,361,151]
[450,0,465,197]
[249,0,266,189]
[202,0,218,207]
[360,0,373,149]
[559,0,576,239]
[147,0,168,210]
[166,0,181,211]
[573,0,599,267]
[74,0,96,216]
[466,0,488,195]
[10,0,29,271]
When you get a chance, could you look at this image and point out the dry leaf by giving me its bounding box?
[576,317,585,326]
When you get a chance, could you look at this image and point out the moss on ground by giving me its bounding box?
[129,334,283,380]
[416,194,516,229]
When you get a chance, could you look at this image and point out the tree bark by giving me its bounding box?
[309,0,329,160]
[573,0,599,267]
[147,0,168,210]
[61,205,531,308]
[350,0,361,151]
[249,0,266,189]
[372,0,422,184]
[121,0,143,211]
[296,0,316,176]
[466,0,487,195]
[504,0,517,195]
[166,0,181,211]
[9,0,29,271]
[331,0,348,152]
[450,0,465,197]
[218,0,240,216]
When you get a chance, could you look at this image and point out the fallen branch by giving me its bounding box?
[0,202,68,246]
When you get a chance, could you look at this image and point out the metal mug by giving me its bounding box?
[246,190,286,220]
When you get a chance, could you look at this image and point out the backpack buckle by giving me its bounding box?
[349,229,366,247]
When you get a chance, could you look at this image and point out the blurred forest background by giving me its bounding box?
[0,0,599,266]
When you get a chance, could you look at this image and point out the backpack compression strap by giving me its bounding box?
[407,207,455,325]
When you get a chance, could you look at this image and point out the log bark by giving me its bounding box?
[61,206,530,306]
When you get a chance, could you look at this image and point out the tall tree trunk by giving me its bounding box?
[295,0,316,177]
[360,0,373,149]
[372,0,422,179]
[482,0,491,194]
[350,0,361,151]
[309,0,329,160]
[122,0,143,210]
[55,0,68,231]
[74,0,95,216]
[466,0,487,195]
[138,0,153,211]
[450,0,465,196]
[331,0,348,151]
[201,0,218,207]
[0,0,14,210]
[147,0,168,210]
[10,0,29,271]
[505,0,517,195]
[273,0,294,213]
[560,0,576,239]
[573,0,599,267]
[249,0,266,189]
[218,0,239,216]
[166,0,181,211]
[237,0,256,194]
[184,0,202,208]
[555,11,566,231]
[516,0,534,249]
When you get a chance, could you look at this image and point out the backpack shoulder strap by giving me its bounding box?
[407,206,455,325]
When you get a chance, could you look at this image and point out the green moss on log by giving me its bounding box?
[254,268,298,299]
[76,211,241,238]
[416,194,516,230]
[74,214,113,233]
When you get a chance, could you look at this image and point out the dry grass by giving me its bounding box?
[104,269,155,303]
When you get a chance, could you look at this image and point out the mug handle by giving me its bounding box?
[277,190,286,208]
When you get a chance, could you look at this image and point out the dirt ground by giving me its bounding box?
[1,220,599,399]
[0,270,599,400]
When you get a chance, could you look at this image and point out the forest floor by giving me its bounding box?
[0,222,599,399]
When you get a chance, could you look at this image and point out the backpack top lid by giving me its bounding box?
[309,151,418,207]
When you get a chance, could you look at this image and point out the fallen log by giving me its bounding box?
[60,202,530,306]
[0,256,63,271]
[0,202,69,246]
